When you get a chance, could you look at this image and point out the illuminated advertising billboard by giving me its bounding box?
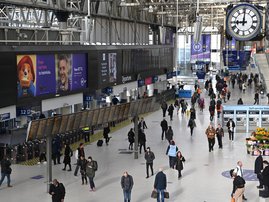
[17,53,87,98]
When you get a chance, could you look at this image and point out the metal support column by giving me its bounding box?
[46,135,52,192]
[133,115,138,159]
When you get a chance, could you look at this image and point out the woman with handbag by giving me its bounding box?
[175,151,185,179]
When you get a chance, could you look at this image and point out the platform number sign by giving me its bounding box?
[226,3,262,41]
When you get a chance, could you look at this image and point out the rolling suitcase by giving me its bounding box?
[97,140,103,147]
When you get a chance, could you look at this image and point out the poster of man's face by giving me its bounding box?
[56,54,71,92]
[108,53,117,83]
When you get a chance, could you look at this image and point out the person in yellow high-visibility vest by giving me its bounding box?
[82,127,90,142]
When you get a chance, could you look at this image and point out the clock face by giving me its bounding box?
[226,3,262,41]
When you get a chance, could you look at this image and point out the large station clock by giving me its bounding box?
[226,3,262,41]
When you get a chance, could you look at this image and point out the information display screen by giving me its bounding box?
[27,121,39,140]
[52,116,62,135]
[108,106,116,122]
[79,111,88,128]
[73,112,82,130]
[97,108,105,125]
[66,114,75,132]
[103,107,111,123]
[86,110,94,126]
[44,117,54,136]
[37,119,47,139]
[59,115,69,133]
[92,109,100,126]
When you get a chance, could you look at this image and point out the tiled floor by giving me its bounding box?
[1,69,269,202]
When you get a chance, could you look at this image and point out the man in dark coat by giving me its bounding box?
[160,118,168,140]
[161,101,168,117]
[154,168,167,202]
[138,129,146,154]
[0,156,12,187]
[255,150,264,189]
[103,124,111,146]
[145,147,155,178]
[165,126,173,143]
[262,161,269,192]
[167,104,174,121]
[49,179,65,202]
[121,171,134,202]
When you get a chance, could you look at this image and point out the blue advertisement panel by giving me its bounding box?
[191,34,211,62]
[17,53,87,98]
[71,54,87,91]
[222,51,251,71]
[36,55,56,96]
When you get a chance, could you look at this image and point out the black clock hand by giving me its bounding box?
[242,8,246,26]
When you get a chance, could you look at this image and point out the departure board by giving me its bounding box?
[52,116,62,135]
[59,115,69,133]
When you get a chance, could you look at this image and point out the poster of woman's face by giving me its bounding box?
[108,53,117,83]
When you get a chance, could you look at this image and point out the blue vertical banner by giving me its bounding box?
[191,34,211,62]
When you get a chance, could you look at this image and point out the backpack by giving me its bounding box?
[93,160,98,171]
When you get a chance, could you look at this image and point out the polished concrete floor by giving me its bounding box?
[1,72,269,202]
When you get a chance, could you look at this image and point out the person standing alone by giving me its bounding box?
[86,156,98,191]
[226,119,235,141]
[145,147,155,178]
[255,150,263,189]
[103,124,111,146]
[121,171,134,202]
[160,118,168,141]
[74,143,85,176]
[161,101,168,117]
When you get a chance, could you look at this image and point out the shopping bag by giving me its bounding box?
[151,190,157,198]
[164,191,169,199]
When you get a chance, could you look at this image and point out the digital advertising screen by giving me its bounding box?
[17,53,88,98]
[191,34,211,62]
[99,52,117,87]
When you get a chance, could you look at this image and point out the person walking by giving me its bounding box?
[86,156,98,191]
[74,143,85,176]
[128,128,135,150]
[168,104,174,121]
[205,124,216,152]
[230,170,245,202]
[49,179,65,202]
[165,126,173,144]
[190,107,196,120]
[145,147,155,178]
[175,151,185,179]
[38,139,47,164]
[226,119,235,141]
[62,143,73,171]
[121,171,134,202]
[138,129,146,154]
[209,104,215,122]
[235,161,247,200]
[255,150,264,189]
[174,99,180,115]
[254,92,259,105]
[216,102,222,119]
[139,117,148,129]
[161,101,168,117]
[80,156,88,185]
[187,118,196,136]
[198,97,205,112]
[52,136,61,165]
[154,168,167,202]
[166,140,178,168]
[160,118,168,141]
[103,124,111,146]
[0,156,12,188]
[216,124,224,149]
